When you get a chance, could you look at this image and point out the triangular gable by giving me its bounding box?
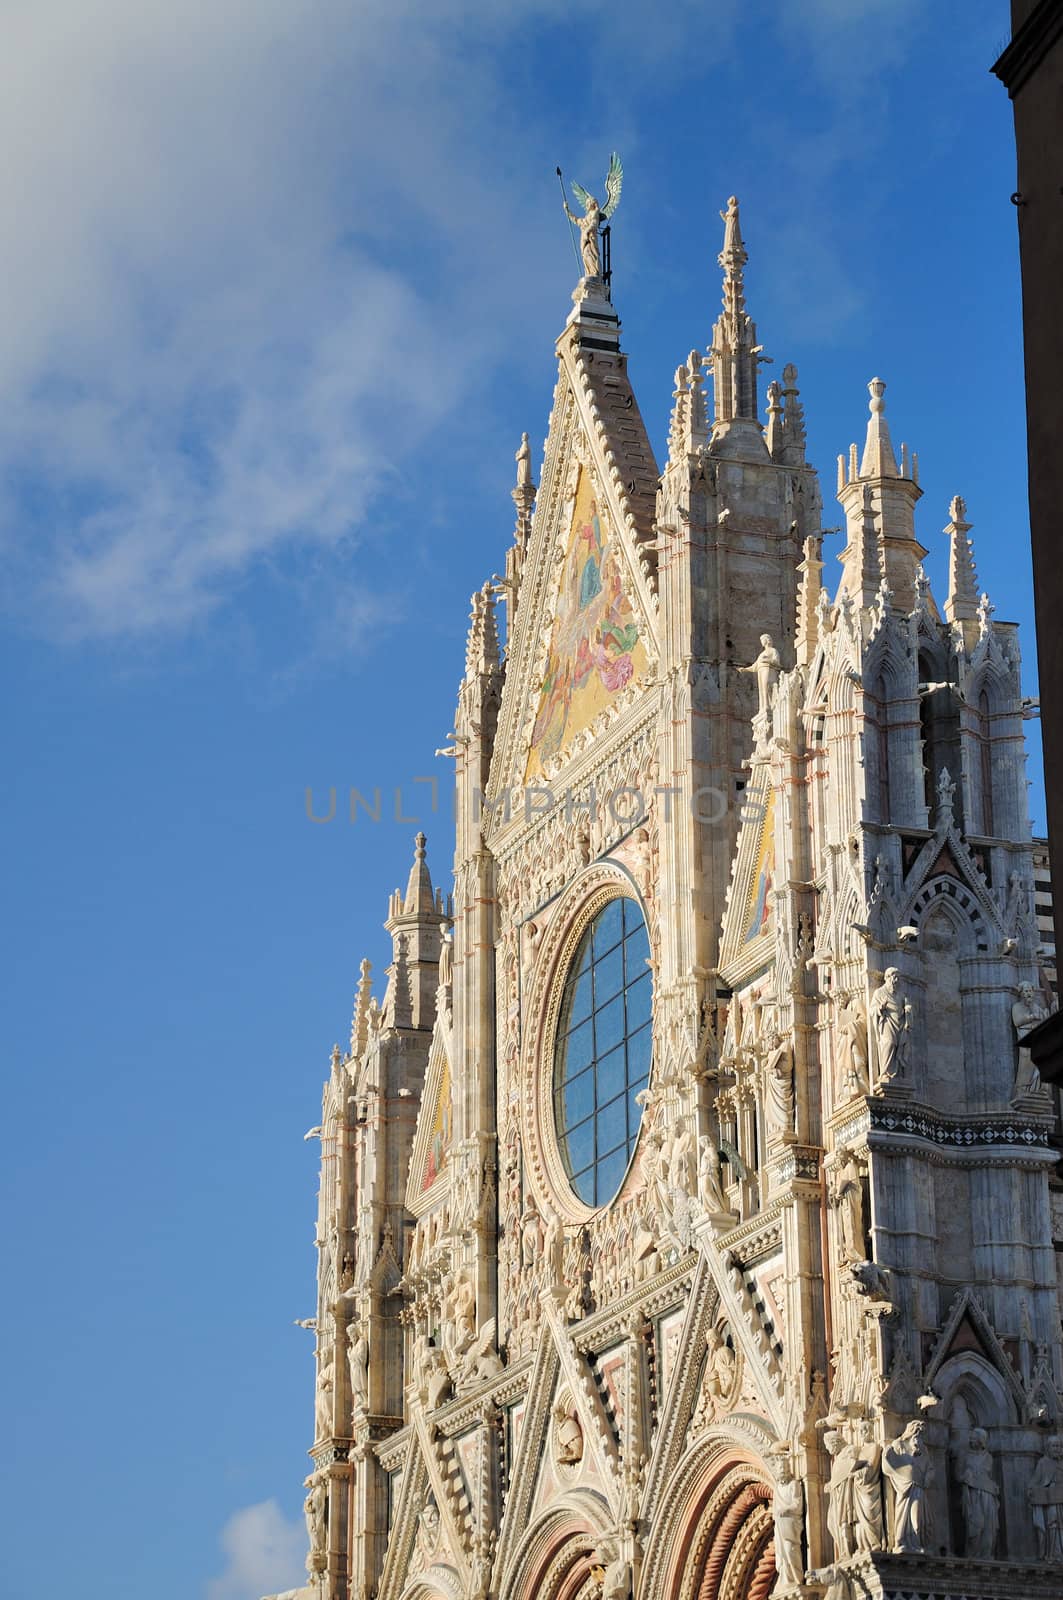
[488,317,661,804]
[718,766,777,987]
[406,1023,453,1215]
[524,463,649,783]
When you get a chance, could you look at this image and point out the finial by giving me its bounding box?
[977,591,995,635]
[859,377,899,478]
[765,379,784,458]
[718,195,748,295]
[401,832,435,918]
[936,766,956,825]
[943,495,979,624]
[414,831,426,858]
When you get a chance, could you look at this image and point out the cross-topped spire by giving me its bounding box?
[943,494,980,624]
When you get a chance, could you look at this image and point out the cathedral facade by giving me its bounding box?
[268,198,1063,1600]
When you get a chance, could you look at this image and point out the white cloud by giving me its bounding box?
[207,1499,305,1600]
[0,0,928,644]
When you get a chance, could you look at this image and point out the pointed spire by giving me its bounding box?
[943,494,980,624]
[835,377,925,611]
[667,350,709,466]
[464,584,500,679]
[765,379,784,458]
[350,958,373,1057]
[838,483,884,608]
[708,195,767,454]
[781,363,806,461]
[403,831,434,916]
[859,379,899,478]
[795,532,825,667]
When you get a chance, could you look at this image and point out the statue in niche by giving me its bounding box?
[763,1033,796,1138]
[823,1428,857,1559]
[882,1419,934,1554]
[852,1416,884,1553]
[697,1132,734,1221]
[413,1334,451,1407]
[1029,1435,1063,1560]
[869,968,912,1085]
[956,1427,999,1558]
[519,1205,542,1268]
[553,1399,584,1466]
[314,1357,334,1440]
[303,1471,327,1564]
[740,633,781,719]
[837,996,869,1097]
[705,1324,737,1401]
[347,1322,369,1412]
[830,1149,867,1264]
[544,1210,567,1291]
[1012,981,1049,1100]
[773,1455,806,1590]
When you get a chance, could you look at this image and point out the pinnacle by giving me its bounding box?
[944,494,980,624]
[859,378,899,479]
[402,831,435,917]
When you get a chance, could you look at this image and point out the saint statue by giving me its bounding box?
[561,153,623,280]
[740,633,781,719]
[882,1419,934,1554]
[869,967,911,1085]
[1012,981,1049,1099]
[852,1417,884,1553]
[304,1472,328,1561]
[823,1428,858,1559]
[1029,1435,1063,1560]
[347,1323,369,1411]
[773,1456,806,1590]
[956,1427,999,1558]
[837,995,869,1096]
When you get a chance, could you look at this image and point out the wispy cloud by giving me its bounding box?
[206,1499,305,1600]
[0,0,930,645]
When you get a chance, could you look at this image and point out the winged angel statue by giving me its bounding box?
[562,152,623,279]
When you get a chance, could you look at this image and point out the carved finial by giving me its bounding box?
[913,564,931,613]
[402,831,435,917]
[718,195,748,303]
[796,531,825,666]
[977,591,995,635]
[515,432,532,490]
[765,378,784,458]
[781,362,806,459]
[465,584,501,677]
[944,494,980,624]
[936,766,956,824]
[859,377,900,478]
[709,195,764,431]
[668,363,690,462]
[351,958,374,1057]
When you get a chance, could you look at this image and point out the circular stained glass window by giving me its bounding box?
[553,896,652,1207]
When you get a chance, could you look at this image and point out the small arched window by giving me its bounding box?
[553,897,652,1206]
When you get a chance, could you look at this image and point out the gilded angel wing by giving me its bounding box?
[602,151,623,219]
[569,178,593,212]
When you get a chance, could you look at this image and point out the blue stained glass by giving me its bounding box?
[595,993,626,1056]
[593,942,625,1006]
[553,896,654,1207]
[592,899,624,958]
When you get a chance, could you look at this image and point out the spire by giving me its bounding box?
[943,494,980,624]
[403,830,434,915]
[350,958,373,1057]
[465,583,500,679]
[385,834,446,1031]
[765,379,784,458]
[667,351,709,465]
[795,532,825,667]
[859,378,899,478]
[835,377,925,611]
[780,363,806,462]
[708,195,768,456]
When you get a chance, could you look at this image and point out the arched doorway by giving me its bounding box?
[499,1498,612,1600]
[642,1437,781,1600]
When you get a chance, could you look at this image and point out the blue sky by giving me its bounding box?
[1,3,1034,1597]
